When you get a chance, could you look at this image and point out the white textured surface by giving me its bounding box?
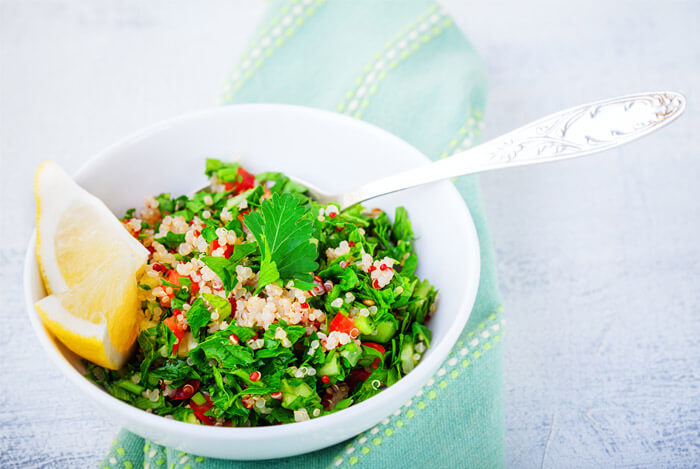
[1,1,699,467]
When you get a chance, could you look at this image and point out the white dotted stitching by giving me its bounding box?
[223,0,324,100]
[339,6,449,116]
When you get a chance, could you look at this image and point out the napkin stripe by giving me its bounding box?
[336,5,452,119]
[438,107,486,160]
[222,0,327,102]
[326,310,505,469]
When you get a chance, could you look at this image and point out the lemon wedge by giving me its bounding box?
[34,161,149,369]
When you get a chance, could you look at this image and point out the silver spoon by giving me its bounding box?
[296,91,685,209]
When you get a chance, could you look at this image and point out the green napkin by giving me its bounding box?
[102,1,504,467]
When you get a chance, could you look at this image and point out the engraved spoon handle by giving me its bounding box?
[334,91,686,208]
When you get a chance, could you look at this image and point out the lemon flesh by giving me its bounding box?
[34,161,149,369]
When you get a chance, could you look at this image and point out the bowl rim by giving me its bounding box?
[23,103,481,440]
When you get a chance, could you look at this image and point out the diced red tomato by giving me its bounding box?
[362,342,386,369]
[163,314,186,355]
[163,269,199,295]
[171,379,200,400]
[223,167,256,194]
[211,239,233,258]
[190,393,216,425]
[165,269,183,287]
[330,312,355,335]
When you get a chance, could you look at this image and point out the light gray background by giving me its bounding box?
[1,1,698,467]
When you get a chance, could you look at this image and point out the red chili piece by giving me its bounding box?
[372,279,381,289]
[321,375,330,384]
[152,263,165,272]
[241,395,255,409]
[300,302,309,309]
[249,371,261,382]
[228,296,238,316]
[270,391,283,400]
[229,334,239,345]
[367,266,377,273]
[211,239,234,258]
[348,241,356,247]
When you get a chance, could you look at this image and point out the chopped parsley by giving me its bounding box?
[87,158,437,427]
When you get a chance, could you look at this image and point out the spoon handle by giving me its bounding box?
[338,91,686,208]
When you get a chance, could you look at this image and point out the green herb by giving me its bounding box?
[185,298,210,337]
[244,193,319,291]
[156,232,185,249]
[88,158,438,428]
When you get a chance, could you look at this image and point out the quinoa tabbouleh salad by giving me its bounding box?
[88,158,438,426]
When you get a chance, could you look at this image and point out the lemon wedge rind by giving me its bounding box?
[34,161,148,295]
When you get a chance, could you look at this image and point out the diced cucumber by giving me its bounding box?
[339,342,362,367]
[400,337,415,373]
[318,351,341,376]
[281,379,314,408]
[354,316,375,335]
[372,320,397,343]
[191,392,206,406]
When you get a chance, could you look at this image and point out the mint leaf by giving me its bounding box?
[186,298,210,337]
[243,193,318,291]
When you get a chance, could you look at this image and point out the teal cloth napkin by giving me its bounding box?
[102,1,504,467]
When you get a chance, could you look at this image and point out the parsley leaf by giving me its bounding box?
[201,242,257,292]
[243,193,318,292]
[191,338,255,369]
[201,293,232,321]
[156,232,185,249]
[205,158,240,181]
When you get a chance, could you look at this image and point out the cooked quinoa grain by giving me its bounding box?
[86,158,437,427]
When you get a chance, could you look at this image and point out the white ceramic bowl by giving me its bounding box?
[23,104,480,460]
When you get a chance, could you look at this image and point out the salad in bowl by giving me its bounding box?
[81,158,437,427]
[24,104,479,459]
